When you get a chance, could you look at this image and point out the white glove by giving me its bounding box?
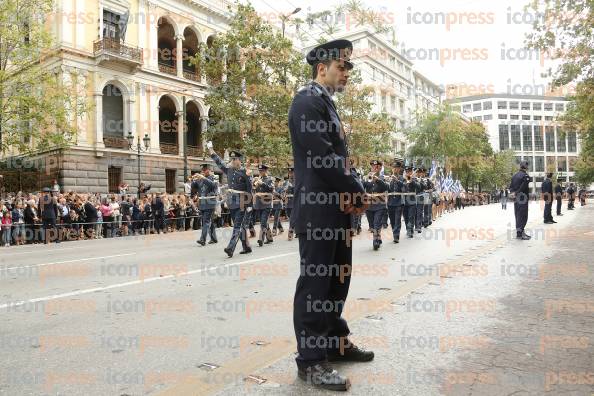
[246,207,253,213]
[206,141,213,149]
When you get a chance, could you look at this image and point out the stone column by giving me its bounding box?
[175,34,184,78]
[93,91,105,149]
[76,69,89,146]
[199,116,209,151]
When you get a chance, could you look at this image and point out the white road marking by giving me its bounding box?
[0,252,297,311]
[0,253,136,271]
[0,246,86,256]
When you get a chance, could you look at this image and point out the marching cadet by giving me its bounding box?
[423,168,434,228]
[253,164,274,247]
[567,183,576,210]
[283,166,295,240]
[193,164,218,246]
[387,158,405,243]
[509,160,531,240]
[364,160,389,250]
[403,164,420,238]
[288,39,372,391]
[414,167,426,233]
[207,143,253,257]
[271,176,284,236]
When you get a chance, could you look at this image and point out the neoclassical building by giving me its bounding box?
[15,0,233,194]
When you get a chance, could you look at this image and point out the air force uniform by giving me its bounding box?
[193,167,218,245]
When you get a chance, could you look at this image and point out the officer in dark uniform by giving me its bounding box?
[414,167,425,233]
[423,170,434,227]
[349,160,363,236]
[555,182,563,216]
[283,167,295,240]
[363,160,388,250]
[403,164,419,238]
[541,172,556,224]
[253,164,274,246]
[387,158,405,243]
[509,160,531,240]
[40,187,58,244]
[193,164,219,245]
[271,177,284,235]
[567,183,576,210]
[207,144,253,257]
[289,39,372,391]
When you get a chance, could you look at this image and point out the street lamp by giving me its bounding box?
[280,7,301,88]
[127,131,151,199]
[281,7,301,39]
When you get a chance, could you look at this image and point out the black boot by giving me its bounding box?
[297,363,350,392]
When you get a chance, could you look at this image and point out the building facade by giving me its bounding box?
[4,0,233,194]
[448,94,579,190]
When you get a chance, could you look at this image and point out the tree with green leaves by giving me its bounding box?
[193,2,309,172]
[0,0,88,155]
[406,107,503,191]
[194,2,398,174]
[526,0,594,187]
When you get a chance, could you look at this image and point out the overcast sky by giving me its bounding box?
[249,0,571,98]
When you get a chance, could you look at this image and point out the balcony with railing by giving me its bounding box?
[158,62,177,76]
[93,38,143,70]
[103,136,130,150]
[187,145,202,157]
[160,143,179,155]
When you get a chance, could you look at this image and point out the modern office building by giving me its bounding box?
[448,94,579,190]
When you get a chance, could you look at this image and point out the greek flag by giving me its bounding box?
[429,160,437,180]
[445,171,454,192]
[452,180,461,194]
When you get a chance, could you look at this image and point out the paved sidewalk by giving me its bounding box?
[214,203,594,395]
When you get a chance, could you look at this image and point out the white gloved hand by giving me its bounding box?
[246,207,253,213]
[206,141,213,149]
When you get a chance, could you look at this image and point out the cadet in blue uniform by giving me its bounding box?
[289,39,372,391]
[403,165,419,238]
[193,164,218,245]
[253,164,274,247]
[283,167,295,240]
[509,160,531,240]
[387,158,405,243]
[423,169,434,227]
[272,177,284,235]
[363,160,388,250]
[541,172,556,224]
[414,167,425,233]
[208,144,253,257]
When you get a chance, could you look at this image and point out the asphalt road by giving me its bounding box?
[1,200,592,395]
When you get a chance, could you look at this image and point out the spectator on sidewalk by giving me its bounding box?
[1,211,12,247]
[11,203,24,246]
[40,188,59,244]
[84,197,98,239]
[101,198,114,238]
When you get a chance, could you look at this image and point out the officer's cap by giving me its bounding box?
[307,39,354,70]
[392,158,404,167]
[370,160,382,166]
[201,163,211,170]
[258,164,269,171]
[229,150,243,159]
[405,165,414,171]
[519,160,529,169]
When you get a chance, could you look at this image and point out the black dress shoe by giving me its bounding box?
[328,343,375,362]
[393,238,399,244]
[239,247,252,254]
[264,240,273,244]
[516,233,531,240]
[224,247,233,258]
[208,240,218,244]
[373,241,380,251]
[297,363,350,392]
[557,213,563,216]
[196,240,206,246]
[258,240,263,247]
